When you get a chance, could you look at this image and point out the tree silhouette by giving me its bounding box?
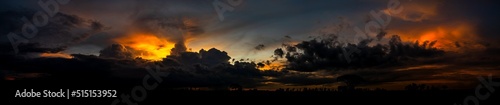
[228,83,242,91]
[337,74,365,92]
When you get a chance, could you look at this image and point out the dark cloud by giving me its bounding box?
[157,19,204,36]
[273,48,284,58]
[15,39,489,89]
[156,47,264,88]
[0,9,107,55]
[375,30,387,41]
[99,44,133,59]
[310,47,500,89]
[0,54,115,81]
[16,43,67,54]
[166,47,231,68]
[71,20,108,42]
[199,48,231,67]
[162,61,264,88]
[274,35,445,72]
[255,44,265,50]
[0,47,265,88]
[29,13,107,46]
[170,41,187,56]
[130,12,206,43]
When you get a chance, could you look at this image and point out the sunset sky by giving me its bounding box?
[1,0,500,90]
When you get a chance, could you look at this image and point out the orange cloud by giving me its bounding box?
[384,1,487,52]
[114,33,175,61]
[259,61,285,70]
[39,53,73,59]
[390,22,484,52]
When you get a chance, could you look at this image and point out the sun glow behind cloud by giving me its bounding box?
[417,24,474,49]
[391,22,485,52]
[114,33,175,61]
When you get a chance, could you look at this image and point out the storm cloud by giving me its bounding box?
[274,34,444,72]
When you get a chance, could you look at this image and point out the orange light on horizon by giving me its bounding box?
[259,61,285,70]
[115,33,175,61]
[39,53,73,59]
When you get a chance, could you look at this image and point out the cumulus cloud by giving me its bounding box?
[169,41,187,56]
[99,44,133,59]
[165,46,231,67]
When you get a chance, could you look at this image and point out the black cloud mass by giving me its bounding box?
[274,35,444,72]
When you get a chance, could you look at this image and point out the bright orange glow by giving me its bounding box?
[383,0,486,52]
[390,22,484,51]
[419,32,437,42]
[39,53,73,59]
[115,33,175,61]
[416,24,480,51]
[259,62,285,70]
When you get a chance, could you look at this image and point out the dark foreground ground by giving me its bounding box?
[2,80,499,105]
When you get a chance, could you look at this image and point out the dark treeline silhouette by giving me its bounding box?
[405,83,448,92]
